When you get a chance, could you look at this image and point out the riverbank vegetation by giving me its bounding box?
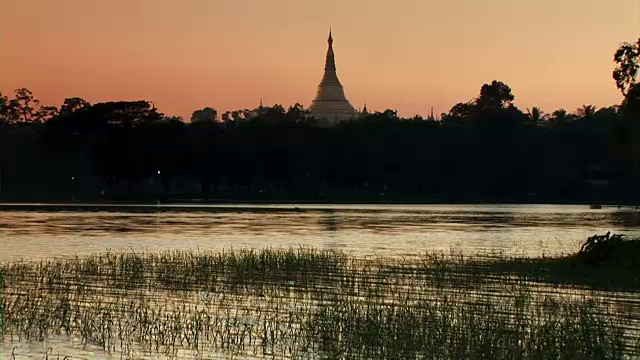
[1,85,634,204]
[462,232,640,291]
[2,38,640,204]
[2,236,639,358]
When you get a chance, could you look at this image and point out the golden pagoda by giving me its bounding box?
[308,30,357,124]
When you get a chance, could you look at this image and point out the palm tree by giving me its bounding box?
[526,107,549,125]
[550,108,572,126]
[576,105,597,119]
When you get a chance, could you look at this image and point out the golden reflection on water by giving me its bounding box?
[0,204,639,261]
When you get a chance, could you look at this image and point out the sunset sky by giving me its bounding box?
[1,0,638,119]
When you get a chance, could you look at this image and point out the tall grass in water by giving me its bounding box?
[309,295,624,359]
[1,246,638,359]
[0,265,4,334]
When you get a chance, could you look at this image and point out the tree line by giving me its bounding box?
[0,41,639,203]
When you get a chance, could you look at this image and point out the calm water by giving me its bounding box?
[3,203,640,359]
[1,203,640,261]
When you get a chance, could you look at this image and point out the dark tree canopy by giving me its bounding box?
[1,41,639,204]
[613,40,640,95]
[60,97,91,115]
[476,81,515,111]
[191,107,218,122]
[0,92,9,124]
[4,88,57,123]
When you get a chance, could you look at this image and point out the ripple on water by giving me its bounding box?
[0,204,639,261]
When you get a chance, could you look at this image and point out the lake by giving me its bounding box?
[3,203,640,359]
[1,203,639,261]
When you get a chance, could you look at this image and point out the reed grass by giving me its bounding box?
[1,245,638,359]
[0,265,4,333]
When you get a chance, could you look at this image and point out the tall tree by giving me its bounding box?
[8,88,39,123]
[613,39,640,95]
[60,97,91,115]
[613,38,640,181]
[0,92,8,124]
[475,80,514,111]
[621,84,640,118]
[5,88,58,123]
[191,107,218,122]
[36,106,59,122]
[618,84,640,174]
[442,101,475,125]
[90,101,162,128]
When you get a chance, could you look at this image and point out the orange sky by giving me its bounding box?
[1,0,638,119]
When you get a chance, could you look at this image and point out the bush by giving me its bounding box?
[578,232,626,265]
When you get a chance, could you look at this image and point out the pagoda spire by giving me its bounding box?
[308,29,357,124]
[324,28,336,73]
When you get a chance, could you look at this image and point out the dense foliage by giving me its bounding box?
[1,44,639,203]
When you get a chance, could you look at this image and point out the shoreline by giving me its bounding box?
[0,198,636,207]
[1,201,638,214]
[0,201,637,212]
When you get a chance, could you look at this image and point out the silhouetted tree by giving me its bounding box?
[527,107,548,125]
[256,104,287,124]
[140,117,187,195]
[3,88,59,124]
[60,97,90,115]
[0,92,9,125]
[622,84,640,118]
[442,101,474,125]
[1,69,637,204]
[613,39,640,95]
[44,100,163,191]
[615,83,640,177]
[163,116,184,122]
[577,105,597,119]
[475,80,514,111]
[285,103,308,123]
[10,88,38,123]
[191,107,218,122]
[549,108,574,127]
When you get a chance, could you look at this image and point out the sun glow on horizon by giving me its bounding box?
[0,0,635,119]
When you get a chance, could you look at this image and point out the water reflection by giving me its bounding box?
[609,210,640,228]
[0,204,639,261]
[319,209,340,232]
